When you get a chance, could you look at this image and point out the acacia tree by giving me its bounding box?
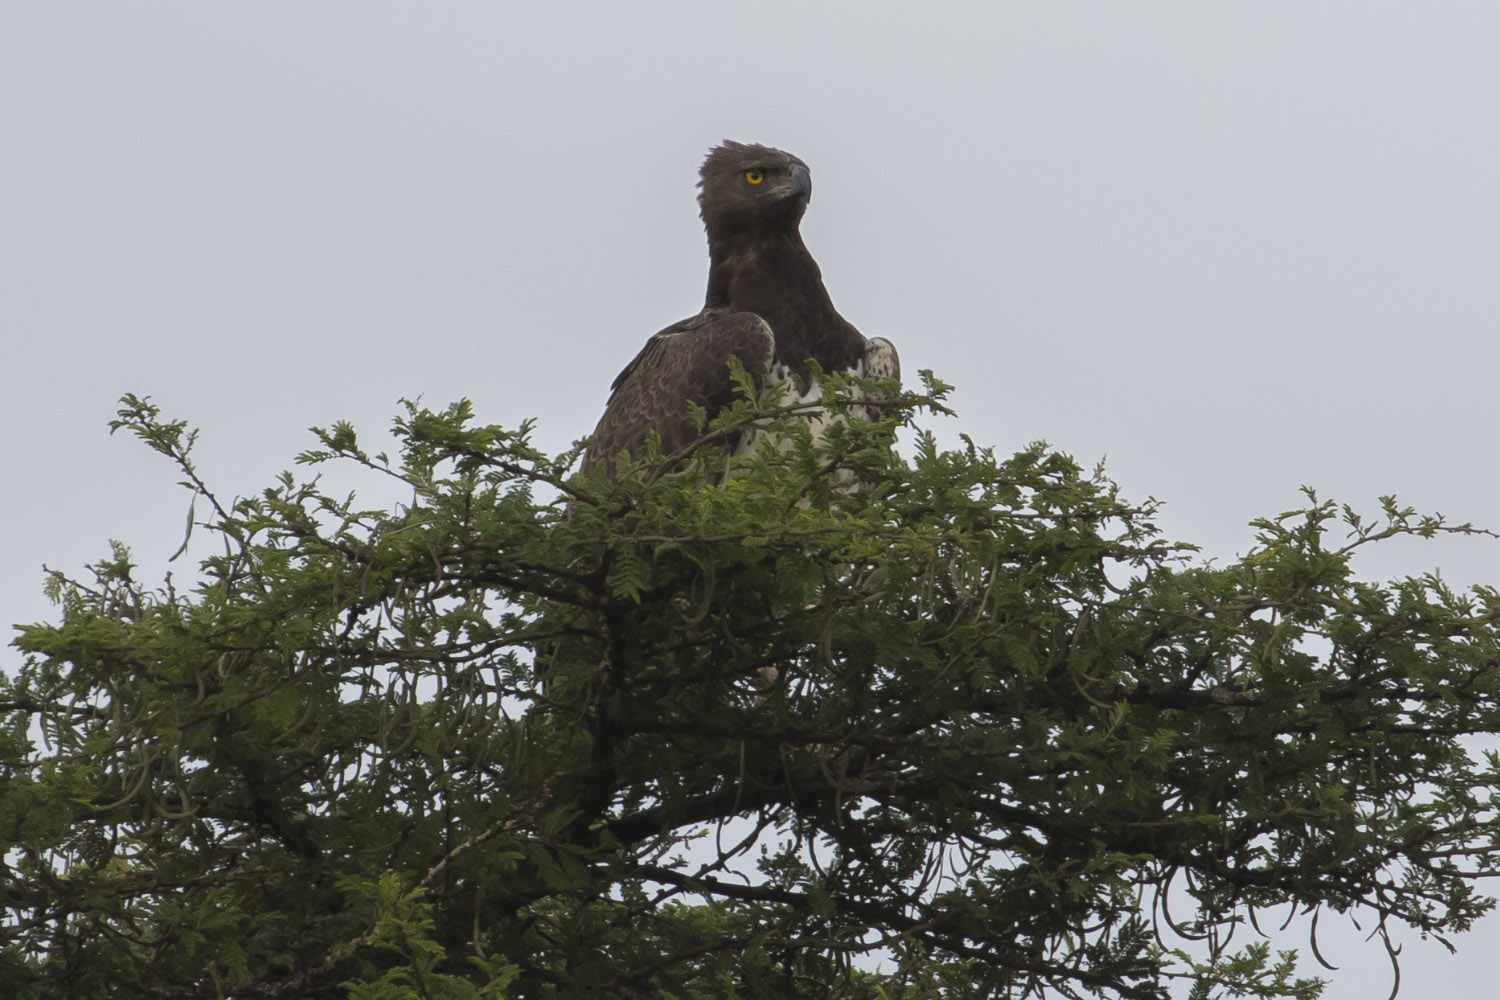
[3,376,1499,1000]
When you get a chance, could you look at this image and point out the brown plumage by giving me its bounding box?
[581,141,899,474]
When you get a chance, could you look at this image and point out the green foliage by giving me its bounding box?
[4,377,1499,999]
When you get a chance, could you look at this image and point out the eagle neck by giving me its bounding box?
[702,228,860,377]
[703,227,811,304]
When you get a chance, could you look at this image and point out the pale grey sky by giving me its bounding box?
[3,4,1498,996]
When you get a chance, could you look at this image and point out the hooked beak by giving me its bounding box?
[788,163,812,204]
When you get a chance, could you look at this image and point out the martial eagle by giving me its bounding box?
[581,141,899,474]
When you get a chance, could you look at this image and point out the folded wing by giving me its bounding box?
[581,310,776,474]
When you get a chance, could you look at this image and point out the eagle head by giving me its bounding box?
[697,141,812,236]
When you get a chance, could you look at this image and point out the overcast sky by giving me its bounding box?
[3,4,1498,996]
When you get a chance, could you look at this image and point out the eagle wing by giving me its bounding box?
[842,336,900,426]
[581,309,776,473]
[863,337,899,384]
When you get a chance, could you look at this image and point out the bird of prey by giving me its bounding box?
[580,141,898,475]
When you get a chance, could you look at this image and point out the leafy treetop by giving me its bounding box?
[3,373,1499,1000]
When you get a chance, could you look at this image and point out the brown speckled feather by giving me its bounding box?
[581,311,773,473]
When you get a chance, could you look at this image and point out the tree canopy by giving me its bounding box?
[4,376,1499,999]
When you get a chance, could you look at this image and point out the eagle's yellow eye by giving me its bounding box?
[745,169,765,185]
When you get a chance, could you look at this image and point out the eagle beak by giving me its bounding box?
[789,163,812,203]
